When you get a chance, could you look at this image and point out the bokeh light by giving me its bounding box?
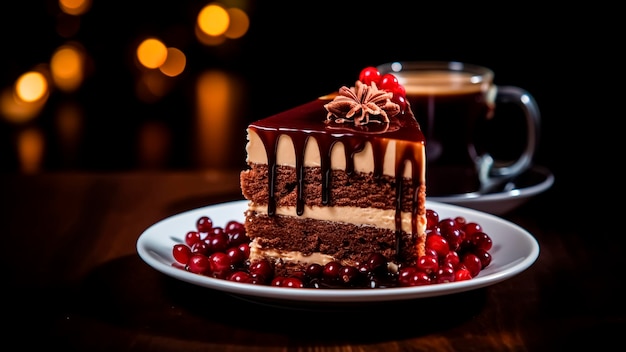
[58,0,92,16]
[197,4,230,36]
[17,127,45,174]
[224,7,249,39]
[137,38,168,69]
[51,43,86,92]
[159,47,186,77]
[16,71,49,103]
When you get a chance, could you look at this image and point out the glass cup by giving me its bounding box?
[377,61,540,196]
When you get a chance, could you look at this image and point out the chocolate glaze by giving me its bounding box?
[249,98,426,259]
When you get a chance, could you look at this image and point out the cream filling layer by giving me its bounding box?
[248,203,426,235]
[248,239,400,271]
[245,130,426,179]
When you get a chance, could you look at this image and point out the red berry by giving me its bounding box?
[208,252,232,278]
[471,231,493,251]
[204,231,229,254]
[416,255,439,274]
[435,265,455,284]
[359,66,381,85]
[184,231,202,247]
[187,253,210,274]
[191,240,210,256]
[398,267,431,286]
[474,248,492,269]
[229,271,251,283]
[442,250,461,269]
[426,233,449,257]
[281,277,304,288]
[461,253,482,277]
[378,73,399,91]
[426,209,439,231]
[248,259,274,281]
[172,244,191,265]
[225,246,246,265]
[455,267,473,281]
[270,276,285,287]
[238,242,251,259]
[391,92,407,111]
[463,222,483,237]
[196,216,213,233]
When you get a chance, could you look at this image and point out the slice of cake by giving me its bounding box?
[240,69,427,278]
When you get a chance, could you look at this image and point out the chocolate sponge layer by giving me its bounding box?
[240,164,424,213]
[245,211,420,275]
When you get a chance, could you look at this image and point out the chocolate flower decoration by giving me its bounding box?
[324,80,400,126]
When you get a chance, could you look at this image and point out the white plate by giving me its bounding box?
[429,165,554,215]
[137,200,539,304]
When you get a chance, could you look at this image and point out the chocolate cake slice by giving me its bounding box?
[240,76,426,277]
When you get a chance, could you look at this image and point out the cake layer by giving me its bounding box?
[245,211,423,275]
[240,164,424,213]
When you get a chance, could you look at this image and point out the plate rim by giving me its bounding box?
[137,199,540,303]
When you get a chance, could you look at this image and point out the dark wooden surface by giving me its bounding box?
[1,170,622,351]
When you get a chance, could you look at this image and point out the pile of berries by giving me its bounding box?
[359,66,407,112]
[170,208,493,289]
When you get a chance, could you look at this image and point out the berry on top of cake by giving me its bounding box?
[239,67,426,278]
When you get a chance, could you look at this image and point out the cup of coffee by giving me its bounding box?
[377,61,540,196]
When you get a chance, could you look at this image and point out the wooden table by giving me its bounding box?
[2,170,622,351]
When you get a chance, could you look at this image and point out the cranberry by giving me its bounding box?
[378,73,399,91]
[398,267,431,286]
[461,253,482,277]
[442,250,461,269]
[435,265,455,284]
[281,277,304,288]
[229,271,251,283]
[225,246,246,266]
[322,261,342,280]
[270,277,285,286]
[172,244,191,264]
[474,248,492,268]
[305,263,324,279]
[455,267,473,281]
[190,241,209,255]
[426,233,449,257]
[358,66,381,85]
[471,231,493,251]
[187,253,210,274]
[416,254,438,274]
[365,253,388,274]
[426,209,440,231]
[196,216,213,233]
[225,220,245,235]
[339,266,361,285]
[248,259,274,281]
[184,231,202,247]
[463,222,483,237]
[208,252,232,278]
[238,242,250,259]
[205,231,229,254]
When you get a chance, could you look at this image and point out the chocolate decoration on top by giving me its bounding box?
[324,81,400,126]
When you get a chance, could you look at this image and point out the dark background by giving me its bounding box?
[0,1,617,205]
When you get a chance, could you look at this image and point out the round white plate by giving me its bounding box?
[429,165,554,215]
[137,200,539,304]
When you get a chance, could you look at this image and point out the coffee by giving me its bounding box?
[378,62,540,197]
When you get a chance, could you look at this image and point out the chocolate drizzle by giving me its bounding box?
[249,98,425,259]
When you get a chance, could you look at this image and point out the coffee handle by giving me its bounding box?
[476,86,541,193]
